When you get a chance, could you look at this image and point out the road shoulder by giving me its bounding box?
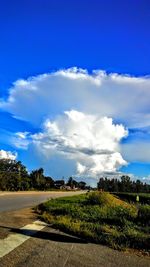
[0,208,37,239]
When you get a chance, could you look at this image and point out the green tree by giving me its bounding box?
[30,168,45,189]
[78,181,86,189]
[0,159,29,191]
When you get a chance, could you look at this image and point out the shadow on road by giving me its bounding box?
[0,225,87,244]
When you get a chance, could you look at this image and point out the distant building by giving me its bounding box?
[60,185,78,190]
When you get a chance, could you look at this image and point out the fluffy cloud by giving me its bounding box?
[0,68,150,128]
[15,110,128,177]
[1,67,150,179]
[0,150,17,160]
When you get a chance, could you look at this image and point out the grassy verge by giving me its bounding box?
[112,192,150,204]
[36,192,150,253]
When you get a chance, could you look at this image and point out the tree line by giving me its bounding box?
[97,176,150,193]
[0,159,149,192]
[0,159,87,191]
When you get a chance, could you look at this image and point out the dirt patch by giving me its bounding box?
[0,208,38,239]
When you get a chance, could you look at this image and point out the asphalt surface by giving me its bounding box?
[0,191,149,267]
[0,226,149,267]
[0,191,85,212]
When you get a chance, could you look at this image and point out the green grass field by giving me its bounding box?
[37,192,150,253]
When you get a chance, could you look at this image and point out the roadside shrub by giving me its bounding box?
[87,191,131,208]
[86,192,119,206]
[86,191,106,205]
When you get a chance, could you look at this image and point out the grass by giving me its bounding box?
[36,192,150,253]
[112,192,150,204]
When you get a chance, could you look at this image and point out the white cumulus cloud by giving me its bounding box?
[0,150,17,160]
[0,68,150,128]
[15,110,128,177]
[1,67,150,178]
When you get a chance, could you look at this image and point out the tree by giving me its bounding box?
[0,159,29,191]
[97,177,109,191]
[135,180,142,193]
[67,177,79,189]
[97,175,150,193]
[54,180,65,189]
[30,168,45,190]
[120,175,131,192]
[78,181,86,190]
[44,176,54,189]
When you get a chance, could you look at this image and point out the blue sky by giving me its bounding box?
[0,0,150,184]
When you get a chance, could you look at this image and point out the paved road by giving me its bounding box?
[0,226,149,267]
[0,191,85,212]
